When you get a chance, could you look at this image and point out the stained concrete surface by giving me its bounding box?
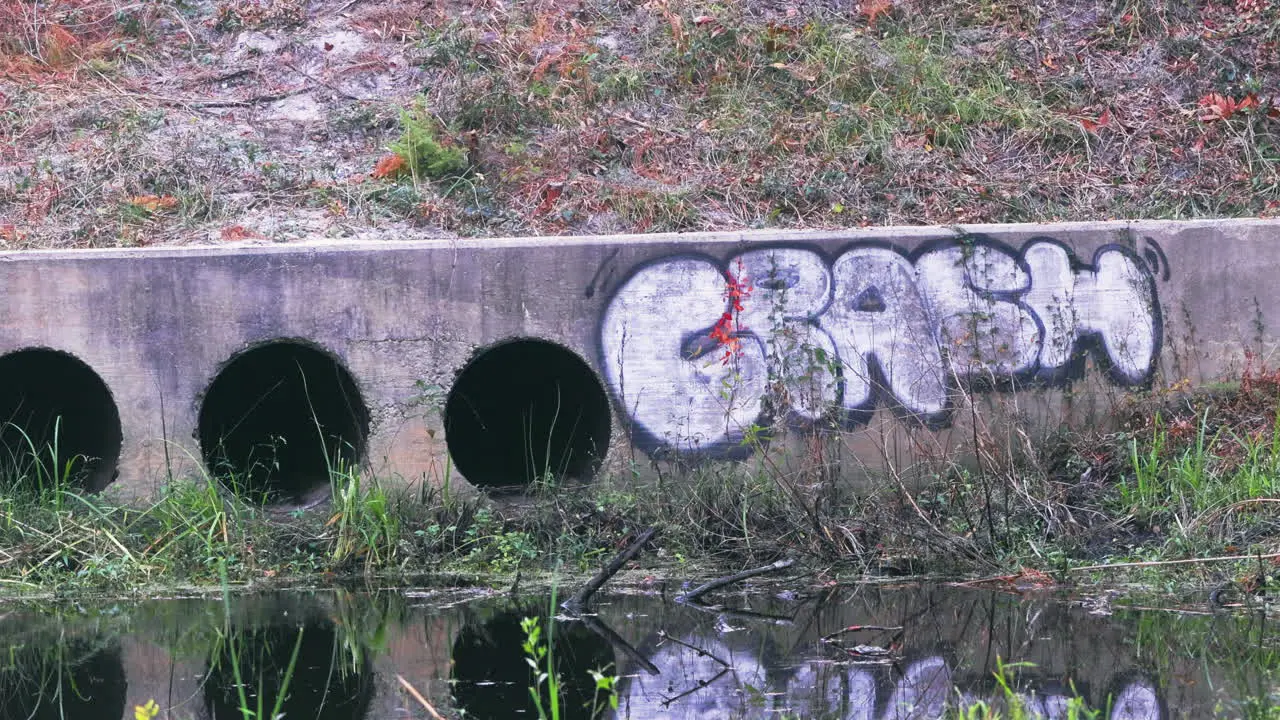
[0,219,1273,499]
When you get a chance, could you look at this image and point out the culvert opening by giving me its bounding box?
[198,341,369,505]
[444,340,611,490]
[0,349,122,493]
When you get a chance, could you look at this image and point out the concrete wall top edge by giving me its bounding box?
[2,218,1273,262]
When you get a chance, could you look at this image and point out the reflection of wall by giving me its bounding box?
[599,586,1186,720]
[618,642,1162,720]
[0,586,1233,719]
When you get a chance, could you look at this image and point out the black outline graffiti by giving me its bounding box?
[1139,236,1171,283]
[600,235,1164,459]
[584,248,621,299]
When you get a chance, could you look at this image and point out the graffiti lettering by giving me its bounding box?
[599,237,1162,456]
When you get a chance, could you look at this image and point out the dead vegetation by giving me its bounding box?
[1,0,1278,248]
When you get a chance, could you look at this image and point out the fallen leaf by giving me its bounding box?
[1080,107,1111,133]
[859,0,892,26]
[371,153,407,179]
[128,195,178,213]
[534,181,565,216]
[220,225,264,241]
[769,62,816,82]
[1197,93,1255,122]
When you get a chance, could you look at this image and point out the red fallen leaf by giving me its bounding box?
[860,0,892,26]
[1081,107,1112,133]
[0,224,19,242]
[371,153,407,179]
[220,225,264,241]
[1197,93,1255,122]
[128,195,179,212]
[534,181,565,216]
[692,15,726,37]
[1192,134,1206,152]
[323,42,334,51]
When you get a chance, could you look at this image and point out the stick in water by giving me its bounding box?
[562,527,659,614]
[397,675,446,720]
[677,558,796,604]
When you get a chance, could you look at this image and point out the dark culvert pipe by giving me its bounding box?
[0,348,122,493]
[443,339,612,490]
[197,341,369,505]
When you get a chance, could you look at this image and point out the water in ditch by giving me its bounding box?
[0,582,1272,719]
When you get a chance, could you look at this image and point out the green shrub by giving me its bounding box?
[390,105,467,181]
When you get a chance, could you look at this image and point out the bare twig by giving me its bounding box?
[677,558,795,604]
[613,112,686,138]
[562,527,657,614]
[657,630,729,668]
[678,602,794,625]
[662,669,729,707]
[1069,552,1280,572]
[397,675,447,720]
[820,624,903,643]
[1191,498,1280,531]
[280,59,366,101]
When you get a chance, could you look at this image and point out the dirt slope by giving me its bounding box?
[1,0,1276,248]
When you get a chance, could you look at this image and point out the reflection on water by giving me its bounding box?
[619,638,1162,719]
[203,618,372,720]
[0,643,125,720]
[451,607,614,719]
[0,584,1269,718]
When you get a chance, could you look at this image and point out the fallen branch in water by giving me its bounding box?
[662,669,729,707]
[578,614,660,676]
[679,602,794,625]
[677,558,795,604]
[820,624,903,643]
[397,675,447,720]
[562,527,658,614]
[658,630,730,668]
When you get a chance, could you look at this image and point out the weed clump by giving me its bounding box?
[387,105,468,182]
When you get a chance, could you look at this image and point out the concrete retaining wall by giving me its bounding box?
[0,219,1274,500]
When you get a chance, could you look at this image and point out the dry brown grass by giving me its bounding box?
[0,0,1277,248]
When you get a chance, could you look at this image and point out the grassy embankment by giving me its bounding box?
[2,361,1280,596]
